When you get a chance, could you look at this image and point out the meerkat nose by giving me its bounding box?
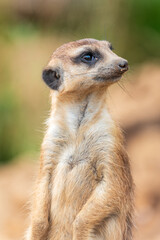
[118,60,128,72]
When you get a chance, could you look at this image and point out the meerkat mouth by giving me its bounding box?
[94,73,124,82]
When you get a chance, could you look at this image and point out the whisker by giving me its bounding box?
[117,81,134,100]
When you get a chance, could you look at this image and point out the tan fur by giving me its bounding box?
[26,38,134,240]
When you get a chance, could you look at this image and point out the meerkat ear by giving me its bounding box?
[42,68,61,90]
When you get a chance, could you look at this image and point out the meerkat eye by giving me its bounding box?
[81,52,98,64]
[82,53,95,62]
[72,50,101,65]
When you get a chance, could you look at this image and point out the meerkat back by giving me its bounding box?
[26,38,134,240]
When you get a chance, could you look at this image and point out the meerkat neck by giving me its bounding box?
[50,89,109,132]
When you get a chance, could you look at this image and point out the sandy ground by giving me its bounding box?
[0,64,160,240]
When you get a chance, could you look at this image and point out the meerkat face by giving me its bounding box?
[42,38,128,94]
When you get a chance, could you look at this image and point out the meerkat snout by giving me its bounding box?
[118,59,128,71]
[110,58,128,74]
[119,60,128,70]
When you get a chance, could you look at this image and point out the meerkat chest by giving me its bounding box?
[46,112,115,224]
[45,108,115,169]
[46,114,114,164]
[50,117,113,188]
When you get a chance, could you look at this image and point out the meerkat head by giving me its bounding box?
[42,38,128,95]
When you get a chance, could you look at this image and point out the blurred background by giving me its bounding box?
[0,0,160,239]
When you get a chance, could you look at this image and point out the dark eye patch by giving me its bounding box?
[71,48,102,66]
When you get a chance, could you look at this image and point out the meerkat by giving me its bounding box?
[26,38,134,240]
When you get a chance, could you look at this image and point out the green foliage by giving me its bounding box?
[0,60,41,164]
[125,0,160,62]
[36,0,160,64]
[0,87,21,163]
[0,0,160,62]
